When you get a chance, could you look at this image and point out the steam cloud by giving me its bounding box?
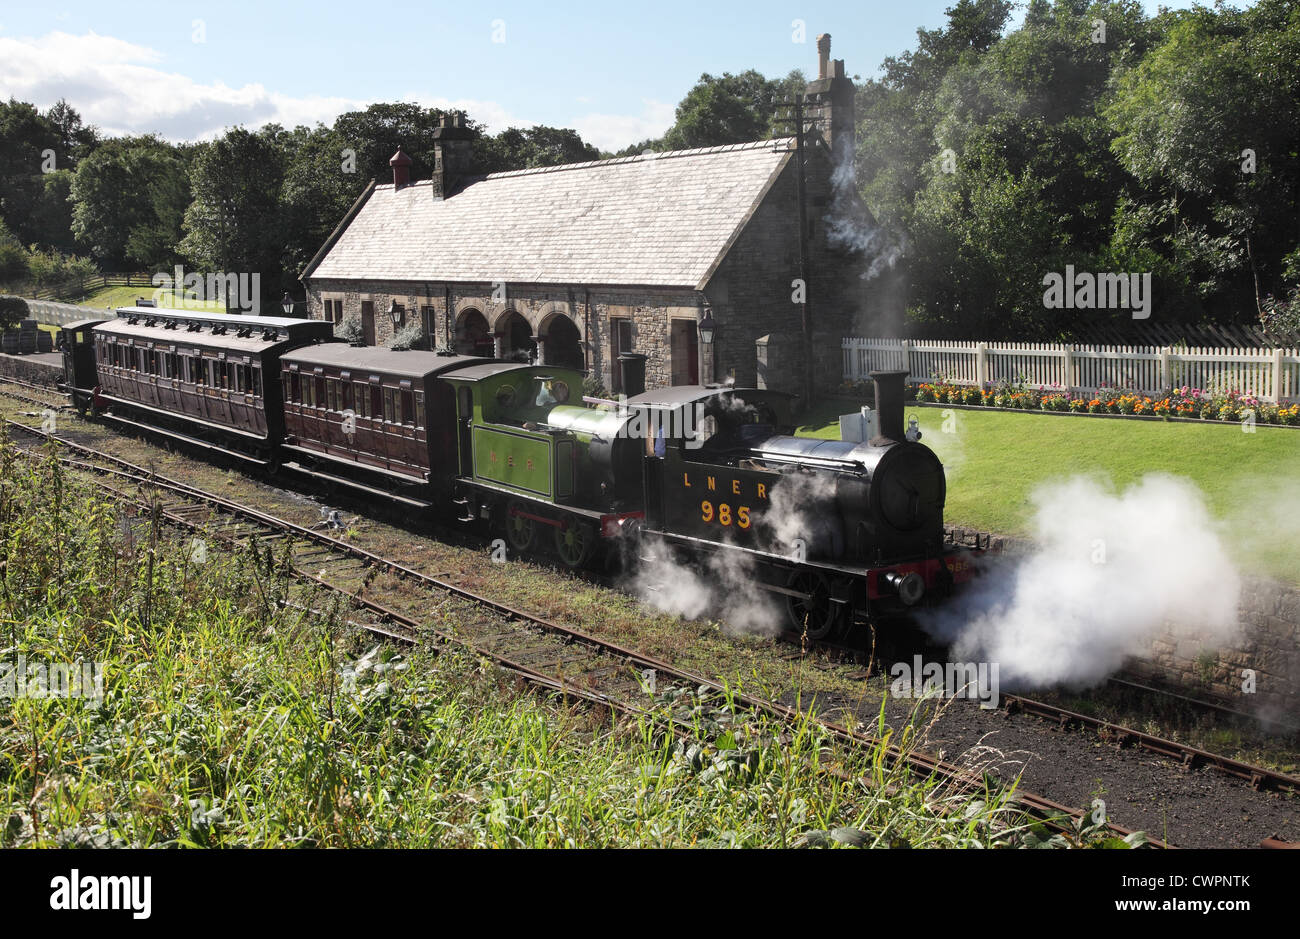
[920,475,1242,689]
[625,468,840,635]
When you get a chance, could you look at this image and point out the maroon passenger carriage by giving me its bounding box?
[77,307,335,463]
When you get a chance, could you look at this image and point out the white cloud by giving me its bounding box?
[570,100,676,151]
[0,30,672,152]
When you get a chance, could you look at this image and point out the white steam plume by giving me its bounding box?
[921,474,1241,688]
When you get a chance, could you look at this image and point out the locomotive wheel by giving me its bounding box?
[554,522,596,569]
[785,571,844,641]
[504,502,536,553]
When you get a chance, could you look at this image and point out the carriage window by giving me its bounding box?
[355,382,369,418]
[207,360,219,387]
[326,379,339,412]
[400,389,414,426]
[458,386,472,419]
[383,388,397,423]
[414,392,425,428]
[303,376,315,408]
[342,382,353,411]
[370,384,382,418]
[314,376,325,408]
[289,372,300,403]
[158,354,169,379]
[252,367,262,398]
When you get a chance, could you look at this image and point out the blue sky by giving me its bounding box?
[0,0,1215,150]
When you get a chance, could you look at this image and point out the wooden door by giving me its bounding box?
[361,301,376,346]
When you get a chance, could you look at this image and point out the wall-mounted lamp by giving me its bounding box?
[281,292,294,316]
[698,307,716,346]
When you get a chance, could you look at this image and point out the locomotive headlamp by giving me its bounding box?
[885,571,925,606]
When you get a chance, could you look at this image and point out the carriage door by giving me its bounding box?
[457,386,474,477]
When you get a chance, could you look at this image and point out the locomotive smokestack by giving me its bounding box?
[870,370,908,443]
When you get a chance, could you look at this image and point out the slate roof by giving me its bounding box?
[306,139,795,290]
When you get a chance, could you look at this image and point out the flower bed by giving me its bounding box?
[837,379,1300,426]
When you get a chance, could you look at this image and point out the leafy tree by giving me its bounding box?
[0,99,60,245]
[659,70,804,151]
[70,137,191,269]
[478,126,600,172]
[178,128,286,298]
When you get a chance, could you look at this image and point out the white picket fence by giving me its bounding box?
[23,298,112,327]
[842,338,1300,403]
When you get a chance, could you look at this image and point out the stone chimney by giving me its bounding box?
[804,33,855,161]
[431,111,475,201]
[390,149,412,188]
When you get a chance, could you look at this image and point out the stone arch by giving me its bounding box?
[454,307,493,357]
[537,310,584,371]
[494,309,535,363]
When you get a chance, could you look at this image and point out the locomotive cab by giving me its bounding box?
[59,318,107,413]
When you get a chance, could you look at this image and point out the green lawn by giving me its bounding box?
[799,399,1300,582]
[81,285,229,313]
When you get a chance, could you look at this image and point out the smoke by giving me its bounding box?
[824,151,907,282]
[628,543,783,636]
[625,468,841,636]
[920,474,1241,689]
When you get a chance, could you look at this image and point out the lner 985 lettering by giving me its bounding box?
[700,500,751,529]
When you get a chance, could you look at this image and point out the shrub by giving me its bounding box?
[0,295,29,330]
[337,318,364,344]
[389,323,426,351]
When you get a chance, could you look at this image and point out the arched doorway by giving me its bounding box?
[456,309,493,357]
[497,311,535,362]
[542,314,583,370]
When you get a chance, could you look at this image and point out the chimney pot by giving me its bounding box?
[817,33,831,80]
[390,148,412,188]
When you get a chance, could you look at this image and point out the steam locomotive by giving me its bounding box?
[58,306,976,638]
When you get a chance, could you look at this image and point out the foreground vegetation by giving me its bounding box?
[0,438,1129,848]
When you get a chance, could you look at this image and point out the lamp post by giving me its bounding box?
[280,292,294,316]
[698,307,716,384]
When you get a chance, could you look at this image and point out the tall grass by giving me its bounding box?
[0,437,1133,848]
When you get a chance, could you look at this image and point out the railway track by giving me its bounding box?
[3,416,1163,847]
[3,379,1283,741]
[0,375,69,409]
[789,630,1300,797]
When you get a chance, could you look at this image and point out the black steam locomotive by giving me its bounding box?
[58,307,975,638]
